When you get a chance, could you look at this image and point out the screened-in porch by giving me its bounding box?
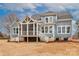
[20,23,38,37]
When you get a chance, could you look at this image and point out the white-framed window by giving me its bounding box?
[57,26,61,34]
[62,27,65,33]
[45,16,56,22]
[45,17,48,23]
[66,26,70,34]
[49,16,53,23]
[57,25,71,34]
[41,26,44,33]
[13,27,18,35]
[45,26,48,33]
[49,26,53,33]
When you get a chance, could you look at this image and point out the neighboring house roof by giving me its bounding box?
[31,11,72,21]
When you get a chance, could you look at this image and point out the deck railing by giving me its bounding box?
[22,31,37,36]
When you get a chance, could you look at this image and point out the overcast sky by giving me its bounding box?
[0,3,79,20]
[0,3,79,34]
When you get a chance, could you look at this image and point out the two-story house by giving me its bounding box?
[9,11,72,42]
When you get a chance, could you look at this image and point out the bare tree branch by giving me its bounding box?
[2,14,19,37]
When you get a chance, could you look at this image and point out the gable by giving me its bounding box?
[22,16,30,23]
[22,16,36,23]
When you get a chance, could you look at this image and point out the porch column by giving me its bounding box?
[33,23,35,35]
[18,24,20,42]
[36,23,38,42]
[27,24,28,42]
[21,23,22,36]
[53,25,55,39]
[9,27,12,41]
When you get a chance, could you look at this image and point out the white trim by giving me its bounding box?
[57,25,71,34]
[57,19,72,21]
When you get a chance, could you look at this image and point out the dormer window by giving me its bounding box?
[46,17,48,23]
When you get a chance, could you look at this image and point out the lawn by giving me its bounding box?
[0,39,79,56]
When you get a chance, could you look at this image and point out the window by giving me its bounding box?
[13,28,18,35]
[46,18,48,23]
[41,27,44,33]
[13,28,16,34]
[49,26,52,33]
[67,26,70,33]
[45,26,48,33]
[50,17,53,22]
[57,25,70,34]
[58,27,61,34]
[62,27,65,33]
[16,28,18,34]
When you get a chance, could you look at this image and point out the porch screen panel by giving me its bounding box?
[35,24,37,35]
[22,24,27,35]
[28,24,33,35]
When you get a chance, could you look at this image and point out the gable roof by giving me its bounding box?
[22,16,37,23]
[31,11,72,20]
[57,12,72,19]
[22,16,30,23]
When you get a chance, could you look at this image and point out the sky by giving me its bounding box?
[0,3,79,34]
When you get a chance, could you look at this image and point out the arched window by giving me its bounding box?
[46,18,48,23]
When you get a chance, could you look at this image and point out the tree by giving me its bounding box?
[2,14,19,41]
[0,32,3,38]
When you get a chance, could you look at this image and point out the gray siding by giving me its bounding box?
[55,20,72,38]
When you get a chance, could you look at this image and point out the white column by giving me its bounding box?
[18,24,20,42]
[53,25,55,38]
[21,23,22,35]
[10,27,11,41]
[27,24,28,42]
[33,23,35,35]
[37,23,38,42]
[65,26,67,34]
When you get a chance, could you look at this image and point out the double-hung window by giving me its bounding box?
[45,26,48,33]
[57,26,61,34]
[62,27,65,34]
[41,26,44,33]
[13,27,18,35]
[57,25,70,34]
[66,26,70,33]
[49,26,52,33]
[46,17,48,23]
